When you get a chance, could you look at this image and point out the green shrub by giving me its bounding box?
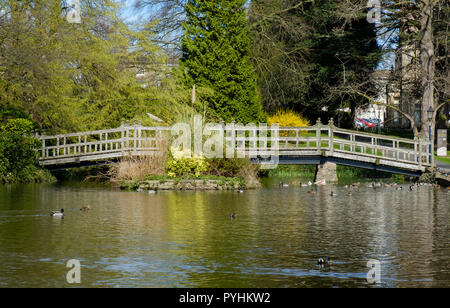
[0,118,48,183]
[1,118,34,135]
[0,119,41,172]
[391,174,405,184]
[166,152,209,178]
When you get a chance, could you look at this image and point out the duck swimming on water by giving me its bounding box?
[51,209,64,217]
[317,257,332,266]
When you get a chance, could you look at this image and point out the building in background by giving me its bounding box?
[356,70,388,123]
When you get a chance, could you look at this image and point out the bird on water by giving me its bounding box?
[51,209,64,217]
[317,257,332,267]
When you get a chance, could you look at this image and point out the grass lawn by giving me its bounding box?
[435,151,450,165]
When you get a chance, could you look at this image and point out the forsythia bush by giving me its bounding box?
[268,110,310,127]
[167,149,209,178]
[268,110,310,137]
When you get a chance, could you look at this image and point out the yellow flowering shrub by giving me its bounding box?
[268,110,310,137]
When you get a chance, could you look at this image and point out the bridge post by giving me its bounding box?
[328,118,334,155]
[315,161,338,185]
[41,138,45,159]
[313,118,338,184]
[316,118,321,155]
[133,120,138,155]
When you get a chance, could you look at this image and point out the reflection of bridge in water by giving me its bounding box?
[38,120,434,177]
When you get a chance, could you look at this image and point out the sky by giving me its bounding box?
[120,0,147,24]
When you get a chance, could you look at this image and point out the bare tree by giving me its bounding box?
[133,0,186,50]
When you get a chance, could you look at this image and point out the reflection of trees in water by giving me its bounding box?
[0,184,449,287]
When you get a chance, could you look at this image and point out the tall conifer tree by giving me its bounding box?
[180,0,265,123]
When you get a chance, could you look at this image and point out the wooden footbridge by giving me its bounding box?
[37,119,434,177]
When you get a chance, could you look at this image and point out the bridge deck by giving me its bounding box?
[37,122,433,173]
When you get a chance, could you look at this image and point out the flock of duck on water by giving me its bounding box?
[49,179,445,268]
[279,179,445,198]
[51,180,445,218]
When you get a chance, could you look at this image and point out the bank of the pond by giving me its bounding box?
[0,166,56,184]
[119,175,260,191]
[267,164,396,180]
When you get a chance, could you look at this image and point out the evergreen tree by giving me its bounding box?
[180,0,265,124]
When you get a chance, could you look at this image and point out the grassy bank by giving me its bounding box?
[267,165,391,178]
[436,151,450,165]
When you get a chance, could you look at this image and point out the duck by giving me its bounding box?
[348,192,353,197]
[396,186,403,191]
[230,212,237,219]
[330,192,338,197]
[80,205,91,211]
[315,180,326,186]
[308,181,313,186]
[237,190,244,194]
[307,190,316,195]
[51,209,64,217]
[148,190,157,194]
[317,257,333,266]
[279,181,289,188]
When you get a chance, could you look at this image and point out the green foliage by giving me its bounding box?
[167,154,209,178]
[0,118,53,183]
[0,0,179,133]
[120,180,141,191]
[337,165,390,179]
[391,174,405,184]
[179,0,265,124]
[1,118,34,135]
[207,158,255,178]
[267,165,317,178]
[249,0,382,120]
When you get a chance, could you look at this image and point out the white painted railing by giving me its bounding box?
[37,119,433,171]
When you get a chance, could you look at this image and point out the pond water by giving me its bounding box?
[0,180,449,288]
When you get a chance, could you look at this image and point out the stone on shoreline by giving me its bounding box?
[124,178,254,192]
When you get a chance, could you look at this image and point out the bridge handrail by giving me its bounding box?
[37,122,433,170]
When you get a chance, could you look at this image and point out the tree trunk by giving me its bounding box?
[420,0,435,139]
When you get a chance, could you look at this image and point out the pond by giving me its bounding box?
[0,181,448,287]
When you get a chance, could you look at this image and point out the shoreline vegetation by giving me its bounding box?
[109,154,262,191]
[0,118,55,184]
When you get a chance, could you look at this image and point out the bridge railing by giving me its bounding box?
[229,119,433,169]
[37,120,433,170]
[38,124,170,165]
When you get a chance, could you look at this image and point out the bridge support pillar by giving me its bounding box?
[315,162,338,185]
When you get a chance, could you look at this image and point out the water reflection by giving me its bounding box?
[0,182,448,287]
